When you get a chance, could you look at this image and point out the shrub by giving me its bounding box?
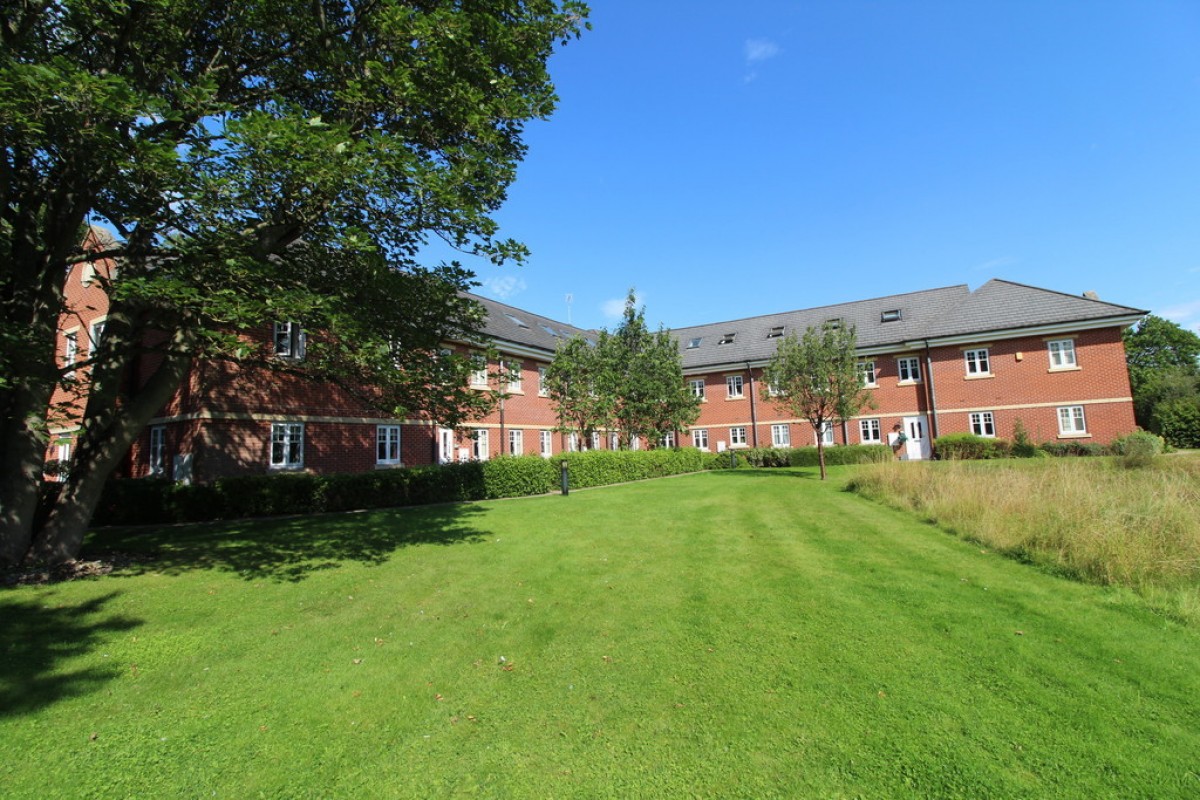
[1154,396,1200,449]
[741,448,790,468]
[482,454,557,499]
[933,433,1009,460]
[1011,418,1038,458]
[704,451,746,470]
[1111,431,1165,468]
[91,478,176,526]
[1039,441,1111,458]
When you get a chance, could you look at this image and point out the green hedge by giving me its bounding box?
[934,433,1012,460]
[740,445,891,467]
[87,448,708,526]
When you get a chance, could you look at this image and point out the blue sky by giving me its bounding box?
[434,1,1200,334]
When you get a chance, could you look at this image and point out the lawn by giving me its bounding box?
[2,468,1198,798]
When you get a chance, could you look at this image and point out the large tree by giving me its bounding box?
[764,323,873,480]
[1123,315,1200,447]
[544,291,699,449]
[1,0,589,565]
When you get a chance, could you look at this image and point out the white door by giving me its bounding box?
[437,428,454,464]
[902,415,931,460]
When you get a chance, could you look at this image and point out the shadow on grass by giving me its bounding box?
[83,503,490,583]
[0,591,141,719]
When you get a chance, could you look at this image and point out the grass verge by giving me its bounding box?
[2,468,1198,797]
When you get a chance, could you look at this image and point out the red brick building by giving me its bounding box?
[50,260,1145,481]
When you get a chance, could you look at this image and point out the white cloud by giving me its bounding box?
[482,275,526,300]
[601,291,644,322]
[1159,298,1200,326]
[970,256,1018,273]
[745,38,781,64]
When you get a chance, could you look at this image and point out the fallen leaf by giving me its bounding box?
[352,658,363,665]
[435,694,443,701]
[1014,631,1024,636]
[89,732,98,741]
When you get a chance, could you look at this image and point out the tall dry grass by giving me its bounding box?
[848,455,1200,622]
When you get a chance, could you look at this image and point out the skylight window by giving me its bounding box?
[718,332,736,345]
[766,326,785,339]
[504,313,530,329]
[539,323,559,337]
[687,337,702,349]
[881,309,902,323]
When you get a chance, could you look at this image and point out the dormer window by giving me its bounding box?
[766,326,785,339]
[687,337,702,349]
[881,309,902,323]
[718,332,736,345]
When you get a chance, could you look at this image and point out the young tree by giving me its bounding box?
[605,291,700,448]
[543,335,612,449]
[764,323,873,480]
[1,1,589,565]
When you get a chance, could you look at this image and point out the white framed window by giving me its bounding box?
[149,425,166,476]
[969,411,996,437]
[817,422,835,446]
[89,318,107,355]
[631,435,641,451]
[591,431,601,451]
[509,429,523,456]
[661,432,675,448]
[692,429,709,451]
[539,430,553,458]
[730,426,747,447]
[63,330,78,379]
[270,422,304,468]
[472,428,490,460]
[610,432,619,451]
[470,356,489,388]
[568,432,579,452]
[859,361,877,387]
[273,321,305,360]
[538,366,549,396]
[726,374,744,398]
[1048,339,1077,369]
[964,348,991,376]
[771,424,790,447]
[860,418,881,443]
[1057,406,1087,436]
[52,441,72,482]
[897,356,921,383]
[376,424,402,465]
[503,360,522,393]
[689,379,706,399]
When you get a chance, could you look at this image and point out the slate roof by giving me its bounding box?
[468,292,598,351]
[466,280,1145,369]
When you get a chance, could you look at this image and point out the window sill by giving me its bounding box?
[375,462,404,469]
[725,396,745,401]
[1057,432,1091,440]
[897,380,922,386]
[964,374,994,381]
[269,464,305,472]
[1048,366,1082,373]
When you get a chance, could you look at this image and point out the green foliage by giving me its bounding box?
[934,433,1011,460]
[1,0,590,561]
[88,448,705,525]
[787,445,893,467]
[1011,418,1039,458]
[1038,441,1111,457]
[544,290,700,446]
[764,324,874,479]
[1111,431,1165,468]
[703,451,747,470]
[1124,316,1200,444]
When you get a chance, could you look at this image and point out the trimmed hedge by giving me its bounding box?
[934,433,1011,460]
[740,445,892,468]
[87,448,708,526]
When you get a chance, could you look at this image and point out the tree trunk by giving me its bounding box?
[817,439,827,481]
[0,384,56,565]
[28,323,193,564]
